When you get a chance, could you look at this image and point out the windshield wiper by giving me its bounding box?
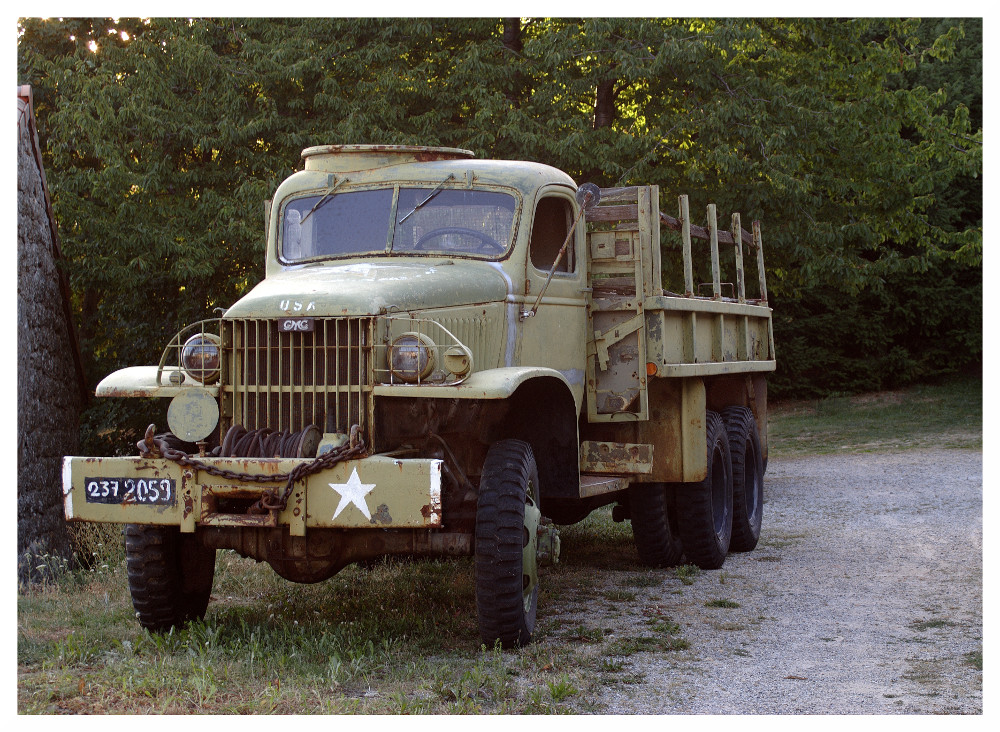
[300,177,348,224]
[396,174,455,224]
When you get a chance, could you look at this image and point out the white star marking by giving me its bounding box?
[329,468,376,520]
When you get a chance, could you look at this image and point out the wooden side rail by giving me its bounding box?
[664,194,767,305]
[660,210,757,249]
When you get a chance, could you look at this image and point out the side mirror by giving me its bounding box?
[576,182,601,210]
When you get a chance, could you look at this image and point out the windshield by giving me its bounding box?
[281,186,517,263]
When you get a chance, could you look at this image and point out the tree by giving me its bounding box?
[17,17,982,417]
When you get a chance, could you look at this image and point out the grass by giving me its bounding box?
[964,651,983,671]
[910,619,957,632]
[19,554,532,714]
[18,504,687,714]
[768,378,981,457]
[704,599,740,609]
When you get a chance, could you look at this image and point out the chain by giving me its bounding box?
[138,424,366,514]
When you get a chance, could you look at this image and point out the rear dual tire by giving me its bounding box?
[722,407,764,552]
[630,483,684,568]
[678,411,733,569]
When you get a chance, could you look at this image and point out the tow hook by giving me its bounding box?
[537,518,561,566]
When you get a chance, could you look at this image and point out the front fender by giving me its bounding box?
[373,366,577,403]
[95,366,219,398]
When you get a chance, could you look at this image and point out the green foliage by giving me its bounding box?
[17,16,982,425]
[772,257,981,397]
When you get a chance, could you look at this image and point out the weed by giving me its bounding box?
[607,636,658,656]
[188,659,219,705]
[713,621,744,631]
[595,657,626,673]
[430,643,512,709]
[70,523,126,568]
[623,573,662,588]
[524,686,550,713]
[606,633,688,656]
[646,619,682,635]
[676,564,701,585]
[964,651,983,671]
[617,672,647,685]
[547,674,578,702]
[705,599,740,609]
[602,589,637,602]
[563,625,605,643]
[52,632,98,667]
[19,552,78,590]
[759,532,807,549]
[910,619,956,631]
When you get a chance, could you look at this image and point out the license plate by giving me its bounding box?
[84,477,176,506]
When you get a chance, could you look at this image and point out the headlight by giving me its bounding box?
[388,333,435,383]
[181,333,221,384]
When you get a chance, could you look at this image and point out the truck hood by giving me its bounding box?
[224,259,511,318]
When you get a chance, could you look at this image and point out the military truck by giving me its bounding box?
[63,145,775,648]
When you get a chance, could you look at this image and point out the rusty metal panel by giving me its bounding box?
[680,377,707,482]
[64,455,443,531]
[580,440,654,475]
[588,307,648,418]
[585,377,706,484]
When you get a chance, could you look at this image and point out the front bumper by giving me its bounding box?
[63,455,443,535]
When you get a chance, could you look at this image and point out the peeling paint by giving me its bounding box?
[558,368,585,387]
[370,504,393,524]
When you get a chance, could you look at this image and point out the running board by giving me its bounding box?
[580,474,630,498]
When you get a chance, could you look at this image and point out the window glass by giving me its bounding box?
[282,188,393,261]
[393,189,516,257]
[530,197,574,272]
[281,186,516,262]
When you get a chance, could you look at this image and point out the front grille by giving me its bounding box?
[223,318,374,436]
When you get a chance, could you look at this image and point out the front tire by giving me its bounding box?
[722,407,764,552]
[630,483,684,567]
[475,439,541,649]
[124,525,216,632]
[677,411,733,569]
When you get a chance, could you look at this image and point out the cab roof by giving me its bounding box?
[292,144,577,194]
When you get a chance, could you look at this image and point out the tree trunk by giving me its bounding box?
[594,78,617,129]
[501,18,526,110]
[502,18,523,54]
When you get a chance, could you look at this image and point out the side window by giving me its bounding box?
[530,196,575,273]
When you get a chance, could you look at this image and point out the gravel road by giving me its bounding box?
[592,448,983,714]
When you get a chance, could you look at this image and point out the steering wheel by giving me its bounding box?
[413,227,504,254]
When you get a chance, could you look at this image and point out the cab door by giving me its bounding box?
[518,187,588,408]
